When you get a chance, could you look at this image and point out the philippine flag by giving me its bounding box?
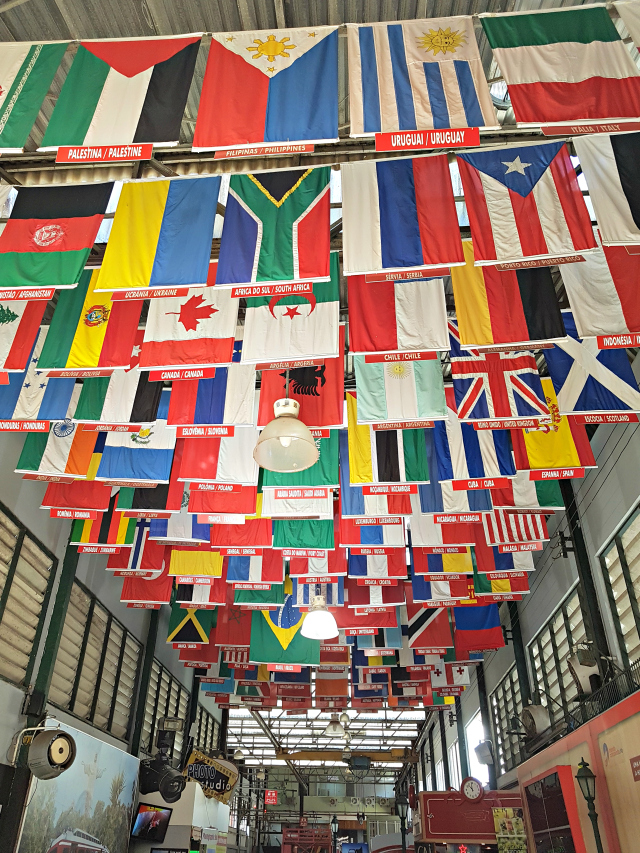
[193,26,338,150]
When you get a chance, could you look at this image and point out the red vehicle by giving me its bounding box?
[47,828,110,853]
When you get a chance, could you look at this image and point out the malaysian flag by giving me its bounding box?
[482,510,549,545]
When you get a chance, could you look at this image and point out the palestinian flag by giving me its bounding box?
[37,270,143,370]
[217,167,331,286]
[40,35,201,148]
[481,6,640,125]
[0,182,113,291]
[0,41,68,152]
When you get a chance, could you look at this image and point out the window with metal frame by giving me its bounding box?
[489,665,523,775]
[195,703,220,754]
[527,586,587,726]
[600,509,640,667]
[0,503,57,688]
[49,579,142,740]
[140,659,190,760]
[448,739,462,790]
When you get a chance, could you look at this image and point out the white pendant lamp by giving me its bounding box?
[301,595,339,640]
[253,396,319,473]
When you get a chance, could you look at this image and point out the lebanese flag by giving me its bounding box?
[188,485,257,515]
[178,429,259,486]
[482,510,548,545]
[0,300,46,371]
[139,287,239,370]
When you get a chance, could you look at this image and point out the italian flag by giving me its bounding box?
[481,6,640,124]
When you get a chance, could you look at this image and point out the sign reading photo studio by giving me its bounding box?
[183,750,239,804]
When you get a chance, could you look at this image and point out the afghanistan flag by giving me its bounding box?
[262,430,339,488]
[217,167,331,285]
[451,240,566,348]
[40,36,201,148]
[481,6,640,125]
[0,41,68,151]
[249,578,321,665]
[0,182,113,291]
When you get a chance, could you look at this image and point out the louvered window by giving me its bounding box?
[50,579,141,741]
[490,665,523,774]
[195,704,220,754]
[0,505,56,687]
[140,659,189,760]
[600,509,640,666]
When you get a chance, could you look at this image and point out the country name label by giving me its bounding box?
[56,143,153,163]
[434,513,482,523]
[373,421,435,430]
[191,482,242,492]
[474,418,549,430]
[110,287,189,301]
[364,268,450,283]
[78,545,122,554]
[452,477,509,490]
[349,546,398,555]
[529,468,585,480]
[375,127,480,151]
[356,578,398,586]
[362,484,417,494]
[274,488,328,499]
[498,543,543,552]
[256,358,324,370]
[495,256,585,270]
[575,412,639,424]
[597,334,640,349]
[231,282,313,298]
[46,368,113,378]
[542,121,640,137]
[176,425,234,437]
[353,517,402,525]
[212,143,314,159]
[0,421,49,432]
[50,509,97,519]
[149,367,217,381]
[0,287,55,300]
[364,351,437,363]
[420,547,468,555]
[82,423,142,432]
[221,548,263,556]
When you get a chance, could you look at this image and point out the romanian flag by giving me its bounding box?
[96,177,221,292]
[248,576,321,666]
[0,183,113,291]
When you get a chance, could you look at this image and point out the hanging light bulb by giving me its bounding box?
[323,713,345,737]
[301,595,339,640]
[253,397,319,473]
[233,748,244,760]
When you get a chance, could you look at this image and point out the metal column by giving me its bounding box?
[508,600,532,706]
[427,724,436,789]
[438,712,451,790]
[454,697,470,780]
[130,607,160,756]
[476,662,497,789]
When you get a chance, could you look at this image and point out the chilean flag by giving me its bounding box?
[193,26,338,150]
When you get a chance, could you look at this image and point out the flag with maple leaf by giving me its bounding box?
[139,286,239,369]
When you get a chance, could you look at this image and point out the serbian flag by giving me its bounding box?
[40,36,201,148]
[457,142,596,265]
[453,604,504,654]
[0,183,113,292]
[192,26,338,150]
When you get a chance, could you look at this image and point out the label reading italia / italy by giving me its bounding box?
[0,420,49,432]
[364,268,450,283]
[542,121,640,137]
[149,367,218,382]
[177,425,234,438]
[362,484,417,494]
[452,477,510,490]
[212,143,314,159]
[374,127,480,151]
[230,282,314,298]
[56,143,153,163]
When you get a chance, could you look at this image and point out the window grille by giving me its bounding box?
[600,510,640,666]
[490,665,523,774]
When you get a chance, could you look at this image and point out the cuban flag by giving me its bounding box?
[449,321,549,421]
[544,310,640,415]
[416,430,493,514]
[457,141,596,265]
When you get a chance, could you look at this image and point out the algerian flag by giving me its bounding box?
[354,354,447,424]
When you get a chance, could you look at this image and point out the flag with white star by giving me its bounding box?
[457,142,596,264]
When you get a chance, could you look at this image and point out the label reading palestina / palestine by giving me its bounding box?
[56,144,154,163]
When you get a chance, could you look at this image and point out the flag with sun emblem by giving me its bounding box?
[240,251,339,363]
[139,286,238,369]
[248,576,321,665]
[193,26,338,150]
[94,419,177,484]
[217,167,331,286]
[347,17,497,135]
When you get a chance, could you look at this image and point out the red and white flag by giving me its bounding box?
[482,510,548,545]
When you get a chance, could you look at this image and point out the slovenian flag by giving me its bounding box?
[41,35,201,149]
[193,26,338,150]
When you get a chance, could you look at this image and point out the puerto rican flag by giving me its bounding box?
[449,320,549,421]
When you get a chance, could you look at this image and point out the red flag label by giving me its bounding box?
[56,143,153,163]
[50,509,97,519]
[0,420,49,432]
[175,575,215,584]
[45,368,114,378]
[473,418,551,429]
[82,423,142,432]
[364,351,437,363]
[110,287,189,301]
[345,628,377,636]
[213,143,314,159]
[173,643,201,649]
[496,256,586,270]
[231,282,314,298]
[452,477,510,490]
[23,473,74,482]
[421,547,468,555]
[364,268,450,282]
[413,647,449,655]
[349,546,399,555]
[529,468,585,480]
[177,425,234,437]
[299,576,333,583]
[282,549,328,557]
[362,484,417,494]
[103,480,157,488]
[499,543,542,552]
[373,420,435,430]
[353,516,402,525]
[191,483,242,492]
[123,511,171,519]
[0,288,55,300]
[267,663,302,672]
[575,412,639,423]
[542,121,640,136]
[232,583,271,590]
[78,545,122,554]
[256,358,325,370]
[356,578,398,586]
[127,602,161,609]
[354,606,395,615]
[149,367,218,381]
[221,548,263,556]
[375,127,480,151]
[310,429,330,438]
[434,513,481,523]
[274,488,328,499]
[423,573,466,581]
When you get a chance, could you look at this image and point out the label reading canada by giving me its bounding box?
[231,282,313,298]
[362,484,417,494]
[375,127,480,151]
[56,143,153,163]
[177,425,234,438]
[149,367,217,381]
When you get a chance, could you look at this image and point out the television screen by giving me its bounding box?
[131,803,173,842]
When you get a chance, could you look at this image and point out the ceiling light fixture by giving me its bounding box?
[301,595,338,640]
[253,372,319,473]
[323,714,345,737]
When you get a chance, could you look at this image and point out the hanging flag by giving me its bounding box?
[354,354,447,425]
[617,2,640,49]
[178,428,259,485]
[272,519,334,550]
[176,578,227,607]
[139,287,238,369]
[217,168,330,285]
[482,510,548,546]
[96,177,221,291]
[193,26,338,150]
[189,485,258,516]
[149,498,210,544]
[405,601,452,650]
[226,550,284,585]
[37,270,142,370]
[453,603,504,654]
[40,35,201,149]
[215,588,252,648]
[341,155,464,274]
[347,17,497,135]
[490,471,563,511]
[449,329,549,422]
[263,430,338,489]
[249,577,321,665]
[451,240,566,348]
[560,245,640,339]
[167,546,224,579]
[0,298,47,372]
[316,666,349,698]
[69,488,136,542]
[434,386,516,481]
[480,6,640,125]
[346,392,430,485]
[258,326,344,429]
[288,541,348,578]
[167,603,216,644]
[0,41,68,151]
[262,490,334,519]
[346,578,405,609]
[106,521,167,576]
[121,568,173,605]
[417,480,492,516]
[0,182,113,291]
[334,601,398,632]
[411,547,474,575]
[95,420,177,484]
[340,515,405,549]
[511,378,596,473]
[347,551,407,579]
[431,661,470,688]
[321,643,351,664]
[339,433,412,518]
[457,142,596,265]
[167,364,256,427]
[293,578,344,608]
[124,439,185,514]
[544,310,640,415]
[43,480,113,513]
[473,567,530,597]
[210,518,272,549]
[409,508,475,547]
[473,532,535,574]
[241,253,339,364]
[348,276,448,355]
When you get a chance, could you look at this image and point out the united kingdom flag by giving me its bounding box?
[448,320,549,421]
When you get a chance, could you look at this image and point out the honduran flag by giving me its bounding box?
[341,154,464,275]
[481,6,640,126]
[178,428,259,486]
[167,364,256,428]
[139,287,239,370]
[272,519,334,551]
[340,513,405,548]
[411,547,474,576]
[0,182,113,292]
[451,240,566,349]
[226,550,284,585]
[482,510,549,546]
[490,470,563,512]
[95,420,177,484]
[193,26,338,150]
[347,550,407,579]
[347,17,497,136]
[348,275,449,354]
[41,35,201,149]
[561,245,640,339]
[453,603,504,654]
[339,432,413,518]
[457,142,596,265]
[544,311,640,415]
[0,297,46,372]
[412,573,469,604]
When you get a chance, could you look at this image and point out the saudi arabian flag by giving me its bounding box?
[481,6,640,125]
[0,42,68,152]
[262,429,339,488]
[241,252,340,363]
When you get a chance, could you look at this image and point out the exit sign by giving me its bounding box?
[265,790,278,805]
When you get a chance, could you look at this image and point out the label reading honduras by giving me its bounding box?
[56,144,154,163]
[375,128,480,151]
[0,421,49,432]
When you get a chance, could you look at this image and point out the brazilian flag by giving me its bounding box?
[249,577,320,666]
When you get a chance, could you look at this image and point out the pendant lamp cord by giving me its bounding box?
[285,368,290,399]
